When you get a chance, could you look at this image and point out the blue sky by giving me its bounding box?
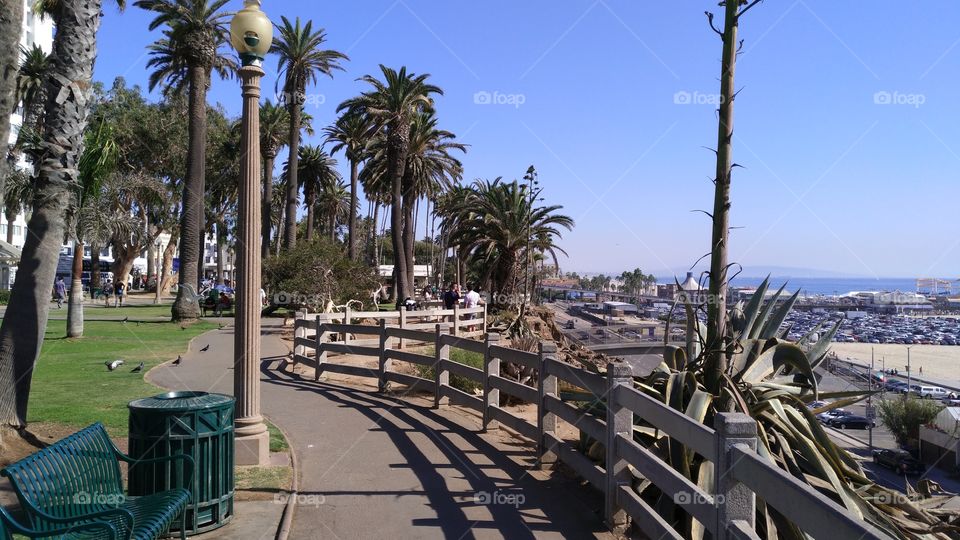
[91,1,960,278]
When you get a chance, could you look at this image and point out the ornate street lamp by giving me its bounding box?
[230,0,271,465]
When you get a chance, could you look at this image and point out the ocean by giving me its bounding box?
[656,276,925,296]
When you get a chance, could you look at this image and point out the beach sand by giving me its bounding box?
[829,343,960,386]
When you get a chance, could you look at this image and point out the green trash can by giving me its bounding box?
[128,391,235,535]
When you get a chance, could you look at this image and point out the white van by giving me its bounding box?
[913,386,948,399]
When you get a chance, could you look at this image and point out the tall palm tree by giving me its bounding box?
[12,44,53,162]
[338,66,441,305]
[286,145,339,242]
[136,0,234,320]
[0,0,24,197]
[0,0,115,428]
[258,99,288,258]
[324,112,373,260]
[272,16,347,250]
[316,177,350,242]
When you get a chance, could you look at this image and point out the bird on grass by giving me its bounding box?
[136,320,141,327]
[121,316,129,324]
[172,355,182,366]
[131,362,144,373]
[200,345,210,352]
[105,360,124,371]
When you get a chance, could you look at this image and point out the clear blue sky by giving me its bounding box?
[91,1,960,278]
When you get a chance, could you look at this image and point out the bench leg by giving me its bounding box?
[180,508,187,540]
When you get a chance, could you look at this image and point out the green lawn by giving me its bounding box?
[49,303,177,319]
[28,319,217,436]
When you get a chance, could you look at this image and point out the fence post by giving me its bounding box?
[343,305,352,346]
[378,319,390,392]
[314,315,328,382]
[433,324,449,409]
[714,412,757,539]
[398,307,407,350]
[294,311,305,363]
[482,304,488,335]
[604,362,633,530]
[536,341,558,469]
[482,333,501,431]
[452,304,460,336]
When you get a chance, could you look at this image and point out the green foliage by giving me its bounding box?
[262,239,379,311]
[0,290,11,305]
[416,347,483,394]
[266,421,289,453]
[877,396,943,447]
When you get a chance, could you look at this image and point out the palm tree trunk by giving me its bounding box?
[0,0,23,196]
[90,243,101,289]
[390,178,408,305]
[370,200,380,266]
[347,159,359,261]
[5,215,14,245]
[402,188,416,298]
[172,64,208,321]
[283,91,302,250]
[0,0,101,428]
[66,241,84,338]
[159,235,177,297]
[304,186,315,242]
[261,149,275,258]
[215,223,225,285]
[705,0,740,395]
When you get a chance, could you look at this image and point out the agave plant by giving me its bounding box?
[575,277,958,539]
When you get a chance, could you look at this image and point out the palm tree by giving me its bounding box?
[0,0,115,428]
[258,100,288,258]
[136,0,234,320]
[324,112,373,260]
[3,169,32,245]
[287,145,340,242]
[315,176,350,242]
[441,178,573,307]
[0,0,24,196]
[272,16,347,250]
[338,66,442,304]
[12,44,53,162]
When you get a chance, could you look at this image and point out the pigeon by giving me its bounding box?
[136,320,141,327]
[122,316,129,324]
[200,345,210,352]
[131,362,144,373]
[105,360,124,371]
[218,323,225,330]
[172,355,182,366]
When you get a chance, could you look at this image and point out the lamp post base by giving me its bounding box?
[235,429,270,465]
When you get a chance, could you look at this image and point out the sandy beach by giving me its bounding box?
[829,343,960,387]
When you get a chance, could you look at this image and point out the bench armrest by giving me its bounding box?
[116,452,196,493]
[0,505,120,539]
[8,504,133,539]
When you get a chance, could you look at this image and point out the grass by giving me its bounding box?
[28,318,217,436]
[267,421,289,453]
[48,302,176,319]
[416,346,484,394]
[234,465,292,492]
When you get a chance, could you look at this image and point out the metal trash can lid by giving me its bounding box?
[129,391,235,412]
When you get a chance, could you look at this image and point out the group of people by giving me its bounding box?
[52,276,127,308]
[441,283,483,309]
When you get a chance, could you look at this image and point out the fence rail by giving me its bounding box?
[291,311,888,540]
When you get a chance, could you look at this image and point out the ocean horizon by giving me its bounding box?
[655,276,928,296]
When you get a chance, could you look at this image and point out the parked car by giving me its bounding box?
[817,409,851,424]
[807,400,828,410]
[872,449,925,475]
[912,385,948,399]
[829,414,875,429]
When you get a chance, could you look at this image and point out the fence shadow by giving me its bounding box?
[259,359,609,539]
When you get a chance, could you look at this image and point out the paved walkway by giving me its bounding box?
[149,321,613,540]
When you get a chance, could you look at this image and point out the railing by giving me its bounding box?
[290,318,888,540]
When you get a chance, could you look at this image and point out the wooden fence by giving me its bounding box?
[290,316,887,540]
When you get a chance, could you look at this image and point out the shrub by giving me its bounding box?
[263,239,380,312]
[877,396,943,447]
[416,347,484,394]
[0,290,9,305]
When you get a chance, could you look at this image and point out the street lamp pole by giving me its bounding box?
[868,347,874,451]
[154,240,162,304]
[906,345,913,397]
[230,0,271,466]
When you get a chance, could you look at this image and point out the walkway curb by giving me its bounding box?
[266,417,298,540]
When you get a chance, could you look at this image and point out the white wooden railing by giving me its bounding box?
[290,317,888,540]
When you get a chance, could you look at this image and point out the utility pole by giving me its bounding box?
[906,345,913,397]
[868,348,874,451]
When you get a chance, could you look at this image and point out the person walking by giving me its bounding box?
[102,280,114,307]
[115,280,126,308]
[54,276,66,309]
[443,282,461,310]
[464,283,483,331]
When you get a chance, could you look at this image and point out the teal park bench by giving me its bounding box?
[0,423,194,539]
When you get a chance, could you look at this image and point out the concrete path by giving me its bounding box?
[150,321,613,540]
